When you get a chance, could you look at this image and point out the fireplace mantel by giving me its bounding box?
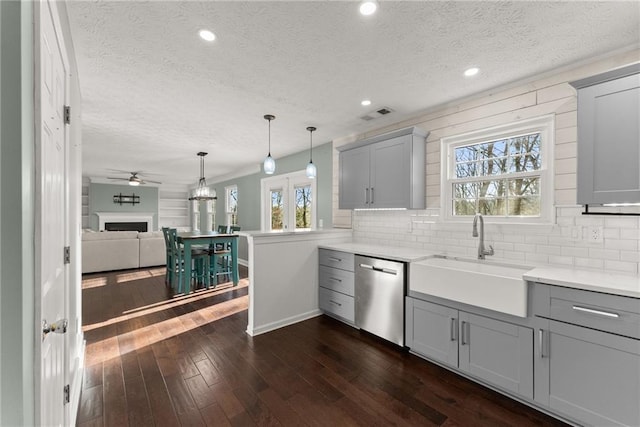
[95,212,154,231]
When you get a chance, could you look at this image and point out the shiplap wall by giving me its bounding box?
[332,49,640,274]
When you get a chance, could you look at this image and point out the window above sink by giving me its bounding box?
[441,115,555,224]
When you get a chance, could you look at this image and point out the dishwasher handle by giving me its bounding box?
[358,263,398,275]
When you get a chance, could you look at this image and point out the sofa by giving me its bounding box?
[82,230,166,274]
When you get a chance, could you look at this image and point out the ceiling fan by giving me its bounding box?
[106,172,161,186]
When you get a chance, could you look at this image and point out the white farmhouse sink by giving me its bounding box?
[409,257,532,317]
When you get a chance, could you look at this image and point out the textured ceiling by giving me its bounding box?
[67,1,640,187]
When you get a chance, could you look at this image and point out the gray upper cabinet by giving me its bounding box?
[338,127,428,209]
[570,63,640,205]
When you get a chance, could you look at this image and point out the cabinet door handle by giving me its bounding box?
[572,305,620,318]
[329,300,342,307]
[539,329,546,358]
[450,318,457,341]
[370,187,374,204]
[460,321,467,345]
[365,188,369,204]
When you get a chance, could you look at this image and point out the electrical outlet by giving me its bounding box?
[588,226,603,243]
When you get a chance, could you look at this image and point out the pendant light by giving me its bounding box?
[188,152,217,201]
[263,114,276,174]
[306,126,317,179]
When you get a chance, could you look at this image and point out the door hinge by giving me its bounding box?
[64,246,71,264]
[64,106,71,125]
[63,384,70,404]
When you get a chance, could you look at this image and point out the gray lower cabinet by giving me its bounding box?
[533,282,640,427]
[318,249,355,324]
[406,297,533,399]
[535,319,640,427]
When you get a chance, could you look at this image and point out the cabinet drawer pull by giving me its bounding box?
[329,300,342,307]
[329,277,342,283]
[450,318,457,341]
[572,305,620,318]
[460,321,467,345]
[328,257,342,262]
[539,329,546,358]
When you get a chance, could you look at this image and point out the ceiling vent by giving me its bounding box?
[360,106,394,121]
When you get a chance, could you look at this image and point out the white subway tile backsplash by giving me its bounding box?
[621,250,640,263]
[588,248,620,261]
[561,246,589,258]
[605,238,638,251]
[604,260,638,274]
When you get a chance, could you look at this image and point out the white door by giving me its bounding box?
[37,1,69,425]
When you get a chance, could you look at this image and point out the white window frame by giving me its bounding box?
[225,185,237,226]
[441,115,555,224]
[260,170,317,232]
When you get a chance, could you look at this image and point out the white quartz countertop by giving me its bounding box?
[320,242,640,298]
[318,242,437,263]
[524,266,640,299]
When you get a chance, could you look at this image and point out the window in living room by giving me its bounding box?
[225,185,238,226]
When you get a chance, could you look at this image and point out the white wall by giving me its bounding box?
[333,49,640,275]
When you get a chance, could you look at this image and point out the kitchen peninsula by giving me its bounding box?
[240,228,351,336]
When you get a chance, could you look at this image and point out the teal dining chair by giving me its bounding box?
[209,225,240,284]
[167,228,210,294]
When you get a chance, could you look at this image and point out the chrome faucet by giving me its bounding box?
[472,213,494,260]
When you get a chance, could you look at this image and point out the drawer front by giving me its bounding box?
[319,249,354,272]
[319,265,355,296]
[548,286,640,339]
[319,287,355,322]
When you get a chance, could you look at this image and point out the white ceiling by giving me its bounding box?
[67,1,640,187]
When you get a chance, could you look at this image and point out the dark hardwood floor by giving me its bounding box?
[78,266,568,426]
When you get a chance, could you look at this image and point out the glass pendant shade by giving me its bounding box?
[306,161,317,179]
[188,152,216,201]
[306,126,317,179]
[263,114,276,174]
[264,154,275,175]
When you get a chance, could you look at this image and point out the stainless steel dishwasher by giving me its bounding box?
[355,255,406,346]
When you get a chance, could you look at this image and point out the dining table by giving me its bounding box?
[177,231,240,292]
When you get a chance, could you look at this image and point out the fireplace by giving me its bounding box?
[105,222,148,232]
[95,212,154,231]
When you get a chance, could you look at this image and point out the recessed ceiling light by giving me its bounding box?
[464,67,479,77]
[361,99,372,106]
[359,1,378,16]
[198,29,216,42]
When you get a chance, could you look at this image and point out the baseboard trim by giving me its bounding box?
[246,309,322,336]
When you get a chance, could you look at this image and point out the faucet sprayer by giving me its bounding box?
[472,213,494,260]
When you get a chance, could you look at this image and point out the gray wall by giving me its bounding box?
[88,182,159,230]
[211,141,333,260]
[0,1,36,425]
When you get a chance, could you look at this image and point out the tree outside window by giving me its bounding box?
[225,185,238,226]
[443,115,554,223]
